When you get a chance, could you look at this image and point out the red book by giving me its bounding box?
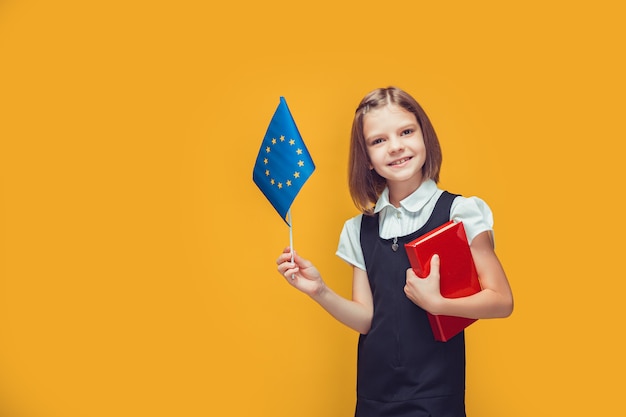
[404,221,481,342]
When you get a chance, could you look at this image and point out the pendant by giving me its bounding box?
[392,237,398,252]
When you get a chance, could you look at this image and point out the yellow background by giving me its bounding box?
[1,0,624,415]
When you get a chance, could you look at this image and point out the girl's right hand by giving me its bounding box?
[276,247,325,297]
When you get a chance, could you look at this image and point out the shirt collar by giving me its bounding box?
[373,179,438,214]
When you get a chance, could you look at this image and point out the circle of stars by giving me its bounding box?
[263,135,308,190]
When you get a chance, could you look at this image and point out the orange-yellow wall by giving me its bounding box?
[1,1,624,416]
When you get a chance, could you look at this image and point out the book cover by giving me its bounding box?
[404,221,481,342]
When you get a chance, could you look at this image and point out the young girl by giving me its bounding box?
[276,87,513,417]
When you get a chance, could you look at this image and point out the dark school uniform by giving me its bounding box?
[356,191,467,417]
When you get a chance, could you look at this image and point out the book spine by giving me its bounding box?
[427,314,445,341]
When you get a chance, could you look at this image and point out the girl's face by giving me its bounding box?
[363,103,426,191]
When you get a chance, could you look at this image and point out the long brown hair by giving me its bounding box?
[348,87,443,214]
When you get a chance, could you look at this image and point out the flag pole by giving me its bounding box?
[288,208,295,279]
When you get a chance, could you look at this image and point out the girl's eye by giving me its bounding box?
[401,129,413,136]
[371,138,384,145]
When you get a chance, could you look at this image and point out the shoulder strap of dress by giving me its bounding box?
[419,191,460,232]
[359,212,379,257]
[439,191,460,219]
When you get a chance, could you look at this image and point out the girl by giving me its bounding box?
[276,87,513,417]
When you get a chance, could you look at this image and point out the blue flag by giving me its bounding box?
[253,97,315,225]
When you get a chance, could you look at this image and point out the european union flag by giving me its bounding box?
[253,97,315,225]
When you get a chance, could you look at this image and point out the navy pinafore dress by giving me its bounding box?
[356,191,467,417]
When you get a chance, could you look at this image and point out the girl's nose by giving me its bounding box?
[388,136,404,152]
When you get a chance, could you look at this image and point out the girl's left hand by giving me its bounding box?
[404,254,444,314]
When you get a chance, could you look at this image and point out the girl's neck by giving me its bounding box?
[387,178,425,208]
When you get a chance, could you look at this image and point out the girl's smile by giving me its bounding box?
[388,156,412,166]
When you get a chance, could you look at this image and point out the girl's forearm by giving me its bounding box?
[430,288,513,319]
[310,284,373,334]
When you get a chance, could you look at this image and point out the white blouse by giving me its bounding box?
[335,180,494,271]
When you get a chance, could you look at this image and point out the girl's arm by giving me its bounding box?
[276,248,374,334]
[404,231,514,319]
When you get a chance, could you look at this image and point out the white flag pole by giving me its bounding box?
[288,208,295,279]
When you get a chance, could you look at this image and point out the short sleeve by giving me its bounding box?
[450,196,494,244]
[335,214,366,271]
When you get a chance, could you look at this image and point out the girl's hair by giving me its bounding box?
[348,86,443,214]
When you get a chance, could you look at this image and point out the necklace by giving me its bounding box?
[392,237,399,251]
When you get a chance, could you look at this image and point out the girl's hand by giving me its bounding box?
[276,247,325,297]
[404,254,444,314]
